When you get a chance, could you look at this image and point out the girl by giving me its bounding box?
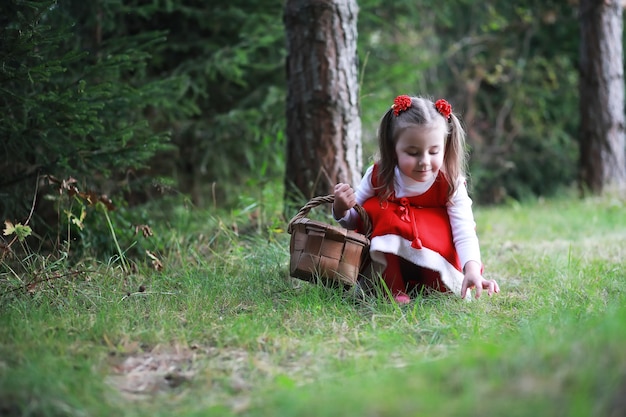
[333,95,499,303]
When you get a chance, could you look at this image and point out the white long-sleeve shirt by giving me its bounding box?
[335,165,482,270]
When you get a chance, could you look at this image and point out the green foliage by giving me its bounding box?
[0,0,195,258]
[0,0,191,233]
[118,0,288,207]
[357,1,581,203]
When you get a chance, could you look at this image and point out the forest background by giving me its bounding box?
[2,0,588,250]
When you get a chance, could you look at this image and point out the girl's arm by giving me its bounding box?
[449,180,500,298]
[333,165,375,229]
[447,179,482,269]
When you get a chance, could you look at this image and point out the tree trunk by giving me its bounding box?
[579,0,626,194]
[283,0,362,211]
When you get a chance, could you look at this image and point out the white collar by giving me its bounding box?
[394,166,437,196]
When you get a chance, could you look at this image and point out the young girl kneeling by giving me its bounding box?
[333,95,499,303]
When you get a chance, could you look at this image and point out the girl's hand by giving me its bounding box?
[333,183,356,219]
[461,261,500,299]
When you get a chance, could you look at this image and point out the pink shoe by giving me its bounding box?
[394,292,411,304]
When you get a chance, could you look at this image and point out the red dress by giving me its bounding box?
[362,166,465,295]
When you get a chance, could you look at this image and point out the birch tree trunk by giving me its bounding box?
[579,0,626,194]
[283,0,362,210]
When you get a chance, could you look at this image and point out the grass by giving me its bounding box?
[1,193,625,416]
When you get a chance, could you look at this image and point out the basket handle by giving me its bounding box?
[287,194,372,238]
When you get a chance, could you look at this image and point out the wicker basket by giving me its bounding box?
[287,195,372,286]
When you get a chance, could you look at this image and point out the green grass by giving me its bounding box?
[1,194,625,416]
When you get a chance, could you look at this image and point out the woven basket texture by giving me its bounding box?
[287,195,371,286]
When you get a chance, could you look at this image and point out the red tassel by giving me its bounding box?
[398,198,422,249]
[411,238,422,249]
[398,206,410,222]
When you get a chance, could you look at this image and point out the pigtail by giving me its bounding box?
[442,112,468,201]
[375,108,398,202]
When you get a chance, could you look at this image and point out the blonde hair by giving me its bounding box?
[374,96,467,202]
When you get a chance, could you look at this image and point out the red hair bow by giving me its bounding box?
[392,95,412,116]
[435,99,452,120]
